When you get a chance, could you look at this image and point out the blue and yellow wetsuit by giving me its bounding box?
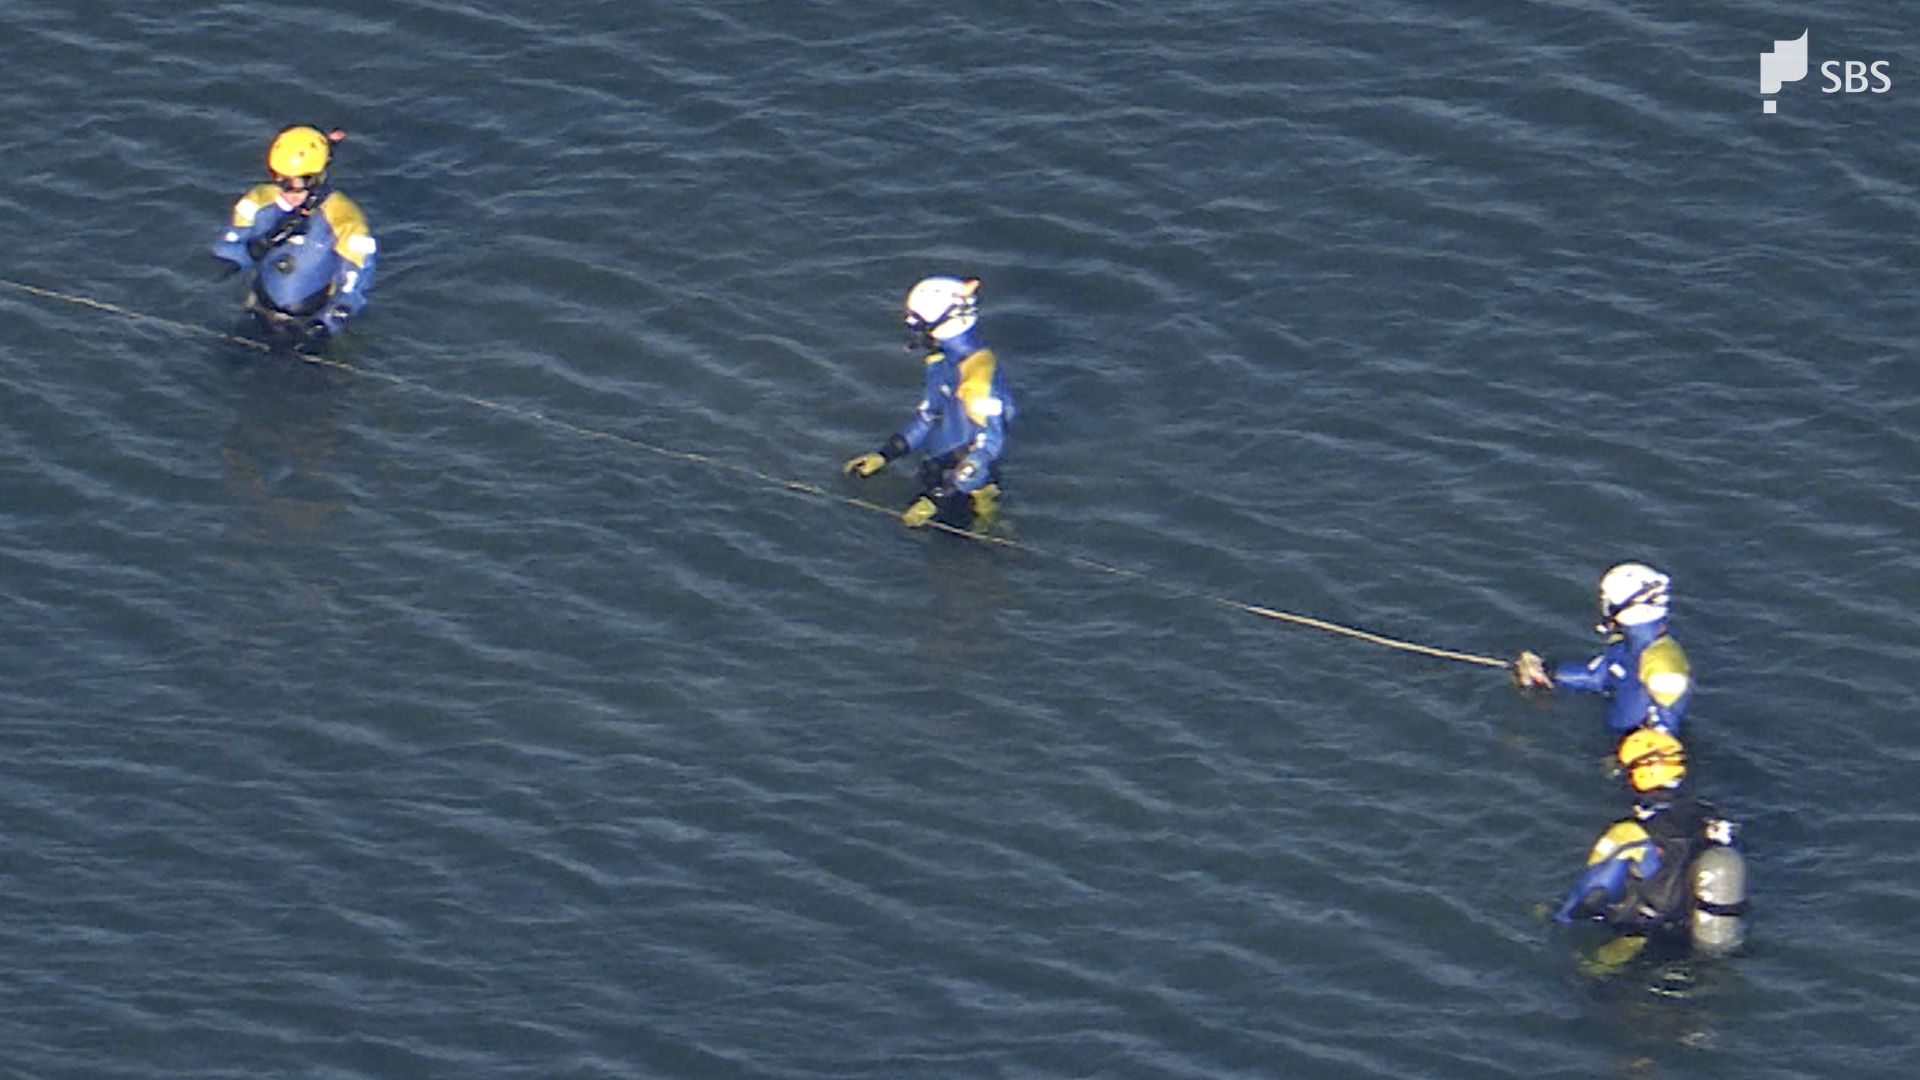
[1555,796,1716,934]
[893,325,1015,498]
[1556,818,1670,930]
[1551,622,1692,734]
[212,183,376,338]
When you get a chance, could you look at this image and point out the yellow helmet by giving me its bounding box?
[267,126,332,178]
[1617,727,1686,792]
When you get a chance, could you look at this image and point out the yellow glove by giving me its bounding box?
[843,452,888,478]
[900,496,939,528]
[1511,650,1553,691]
[1579,934,1648,978]
[968,483,1001,520]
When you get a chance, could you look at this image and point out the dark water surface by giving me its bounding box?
[2,2,1916,1077]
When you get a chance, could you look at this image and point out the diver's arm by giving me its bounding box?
[317,244,374,331]
[210,183,289,269]
[1550,643,1622,695]
[1553,859,1631,923]
[310,196,378,334]
[1639,638,1693,733]
[945,351,1008,493]
[1602,681,1656,733]
[846,364,934,479]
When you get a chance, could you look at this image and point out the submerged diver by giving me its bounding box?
[1554,727,1748,961]
[1512,562,1693,735]
[211,125,377,351]
[843,276,1016,528]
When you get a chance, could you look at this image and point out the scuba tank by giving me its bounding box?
[1688,822,1748,956]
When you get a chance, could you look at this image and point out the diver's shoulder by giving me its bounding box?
[321,190,372,226]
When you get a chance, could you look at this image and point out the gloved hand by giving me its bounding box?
[900,495,939,528]
[846,435,910,478]
[1511,650,1552,690]
[844,452,888,478]
[309,306,351,340]
[968,482,1001,519]
[1579,934,1650,978]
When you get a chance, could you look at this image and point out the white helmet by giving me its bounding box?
[1598,562,1671,628]
[903,276,980,346]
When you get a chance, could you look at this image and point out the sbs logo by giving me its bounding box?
[1760,30,1893,114]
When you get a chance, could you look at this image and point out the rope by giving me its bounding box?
[0,277,1512,670]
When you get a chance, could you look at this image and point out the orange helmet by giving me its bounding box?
[1617,727,1686,792]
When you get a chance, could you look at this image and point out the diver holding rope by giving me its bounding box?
[843,277,1016,529]
[1512,562,1694,735]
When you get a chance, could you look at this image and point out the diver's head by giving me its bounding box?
[1597,561,1671,633]
[903,276,980,352]
[267,125,340,191]
[1618,726,1686,800]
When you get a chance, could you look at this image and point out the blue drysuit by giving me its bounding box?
[212,182,377,338]
[891,326,1015,494]
[1550,622,1693,734]
[1555,796,1722,934]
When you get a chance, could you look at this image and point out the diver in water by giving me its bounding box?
[1512,562,1693,735]
[211,125,377,351]
[1554,727,1748,963]
[843,276,1016,529]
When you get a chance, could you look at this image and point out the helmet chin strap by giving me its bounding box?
[1596,614,1661,636]
[904,311,971,352]
[1616,582,1664,614]
[904,318,938,351]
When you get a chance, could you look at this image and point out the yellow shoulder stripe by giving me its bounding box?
[231,183,283,227]
[320,193,376,267]
[1588,821,1655,866]
[1639,638,1692,707]
[955,348,1003,426]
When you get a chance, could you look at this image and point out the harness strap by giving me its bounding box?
[249,186,333,259]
